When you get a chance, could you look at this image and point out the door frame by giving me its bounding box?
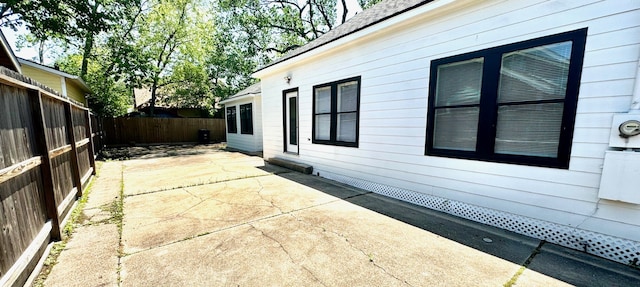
[282,88,299,154]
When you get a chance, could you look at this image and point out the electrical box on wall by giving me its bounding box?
[609,114,640,148]
[598,151,640,204]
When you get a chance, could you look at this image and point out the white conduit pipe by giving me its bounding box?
[630,54,640,112]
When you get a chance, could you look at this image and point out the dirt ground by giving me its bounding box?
[97,143,227,161]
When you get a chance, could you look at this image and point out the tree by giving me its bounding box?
[1,1,72,65]
[5,0,385,118]
[358,0,383,10]
[15,33,68,63]
[1,0,140,76]
[0,1,70,37]
[56,52,132,117]
[217,0,338,56]
[133,0,192,116]
[158,6,220,115]
[64,0,142,78]
[209,0,383,101]
[216,0,383,57]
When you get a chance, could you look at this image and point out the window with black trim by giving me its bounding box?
[426,28,587,168]
[226,106,237,133]
[240,103,253,134]
[313,76,361,147]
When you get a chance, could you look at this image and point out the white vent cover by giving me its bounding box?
[321,171,640,266]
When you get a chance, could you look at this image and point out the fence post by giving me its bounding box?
[29,89,62,241]
[64,103,83,197]
[85,110,96,175]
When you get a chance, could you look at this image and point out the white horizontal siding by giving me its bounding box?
[259,0,640,241]
[224,96,263,153]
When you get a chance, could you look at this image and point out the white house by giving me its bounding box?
[254,0,640,265]
[220,82,263,153]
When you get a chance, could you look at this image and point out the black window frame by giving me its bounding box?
[312,76,361,147]
[425,28,587,169]
[226,106,237,134]
[240,103,253,135]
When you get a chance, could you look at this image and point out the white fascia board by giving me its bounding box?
[219,93,259,104]
[18,58,77,78]
[253,0,470,79]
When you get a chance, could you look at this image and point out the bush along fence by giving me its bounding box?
[0,67,100,287]
[103,117,226,146]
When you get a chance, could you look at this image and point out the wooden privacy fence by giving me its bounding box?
[0,67,98,287]
[103,117,226,146]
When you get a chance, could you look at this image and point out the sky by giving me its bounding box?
[1,25,41,63]
[1,0,364,65]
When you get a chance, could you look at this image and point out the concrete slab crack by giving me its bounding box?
[248,223,327,286]
[125,173,278,197]
[124,192,371,255]
[289,213,412,286]
[254,177,285,215]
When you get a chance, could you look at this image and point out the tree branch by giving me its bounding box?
[266,44,299,54]
[340,0,348,24]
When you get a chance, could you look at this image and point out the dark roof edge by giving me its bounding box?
[220,82,261,104]
[0,30,22,73]
[254,1,433,74]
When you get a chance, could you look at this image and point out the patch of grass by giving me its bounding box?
[503,266,526,287]
[503,241,544,287]
[116,165,125,284]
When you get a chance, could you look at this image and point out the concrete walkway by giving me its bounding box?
[43,147,640,286]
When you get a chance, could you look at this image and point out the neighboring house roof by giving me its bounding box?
[18,57,91,93]
[0,30,22,73]
[220,82,261,104]
[134,87,152,109]
[255,0,432,73]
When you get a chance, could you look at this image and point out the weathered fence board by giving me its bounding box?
[0,66,102,286]
[104,117,226,146]
[0,85,37,170]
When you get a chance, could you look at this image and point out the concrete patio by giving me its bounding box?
[41,145,640,286]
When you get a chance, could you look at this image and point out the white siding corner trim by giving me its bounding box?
[321,170,640,265]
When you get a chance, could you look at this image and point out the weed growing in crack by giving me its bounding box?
[32,163,100,287]
[116,165,125,285]
[368,253,375,263]
[503,266,526,287]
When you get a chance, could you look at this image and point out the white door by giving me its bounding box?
[285,91,299,153]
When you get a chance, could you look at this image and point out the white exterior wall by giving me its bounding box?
[258,0,640,244]
[224,95,263,153]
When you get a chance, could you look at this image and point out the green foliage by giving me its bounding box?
[160,60,216,114]
[0,0,70,38]
[57,53,132,117]
[358,0,383,9]
[216,0,336,56]
[4,0,384,118]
